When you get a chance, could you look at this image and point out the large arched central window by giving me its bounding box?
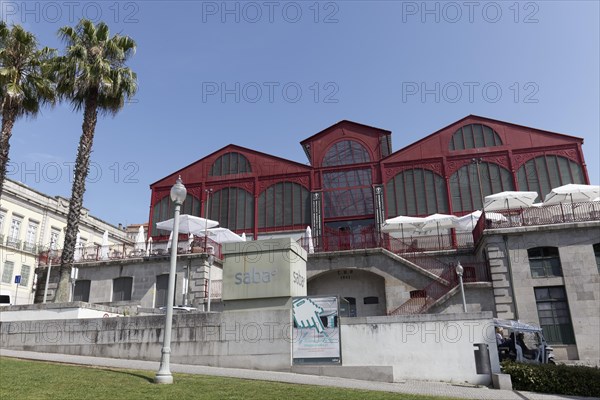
[450,162,514,212]
[208,187,254,231]
[386,168,448,217]
[322,140,371,166]
[258,182,310,230]
[210,152,251,176]
[517,155,585,201]
[449,124,502,150]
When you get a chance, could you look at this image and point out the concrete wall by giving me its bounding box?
[35,254,218,309]
[479,221,600,364]
[341,312,500,385]
[0,302,122,322]
[0,309,293,371]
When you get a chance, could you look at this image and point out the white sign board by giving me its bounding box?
[292,296,341,364]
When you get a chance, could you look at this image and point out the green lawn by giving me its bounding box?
[0,357,459,400]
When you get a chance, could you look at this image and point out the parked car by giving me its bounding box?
[494,318,555,364]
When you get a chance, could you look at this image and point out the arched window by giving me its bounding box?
[210,152,251,176]
[450,162,514,212]
[449,124,502,150]
[528,247,562,278]
[385,168,448,217]
[322,140,371,166]
[152,194,201,235]
[517,155,585,201]
[208,187,254,231]
[258,182,310,230]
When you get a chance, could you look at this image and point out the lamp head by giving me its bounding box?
[170,175,187,205]
[455,261,464,276]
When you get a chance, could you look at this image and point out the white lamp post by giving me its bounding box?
[155,176,187,384]
[456,261,467,312]
[206,254,215,312]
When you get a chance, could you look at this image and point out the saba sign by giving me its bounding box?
[222,238,308,301]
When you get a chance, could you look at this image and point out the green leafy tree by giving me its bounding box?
[0,22,55,198]
[53,19,137,302]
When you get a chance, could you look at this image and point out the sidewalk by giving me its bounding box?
[1,349,597,400]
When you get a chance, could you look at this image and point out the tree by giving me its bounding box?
[52,19,137,302]
[0,22,55,198]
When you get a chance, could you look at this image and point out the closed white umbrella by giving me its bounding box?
[484,191,539,211]
[135,225,146,251]
[156,214,219,235]
[543,184,600,205]
[188,233,194,251]
[305,226,314,254]
[166,231,173,251]
[100,231,109,260]
[74,232,82,261]
[146,237,153,256]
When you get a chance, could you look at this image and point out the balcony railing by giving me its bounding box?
[38,237,222,266]
[298,229,475,255]
[473,201,600,244]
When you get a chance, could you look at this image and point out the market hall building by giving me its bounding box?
[149,115,599,363]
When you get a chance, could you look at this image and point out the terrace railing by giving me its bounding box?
[38,236,222,266]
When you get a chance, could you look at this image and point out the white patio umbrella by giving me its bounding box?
[145,237,153,256]
[240,232,246,241]
[134,225,146,251]
[381,215,425,240]
[100,231,109,260]
[207,227,245,243]
[156,214,219,235]
[74,232,82,261]
[543,184,600,205]
[483,191,539,211]
[305,226,315,254]
[456,210,507,231]
[419,214,458,234]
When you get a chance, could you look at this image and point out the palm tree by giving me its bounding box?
[0,22,56,198]
[52,19,137,302]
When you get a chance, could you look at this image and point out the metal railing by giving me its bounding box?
[473,201,600,244]
[206,279,223,299]
[298,230,475,255]
[38,237,222,266]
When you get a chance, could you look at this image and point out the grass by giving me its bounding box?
[0,357,459,400]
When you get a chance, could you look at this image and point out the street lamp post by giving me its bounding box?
[456,261,467,312]
[155,176,187,385]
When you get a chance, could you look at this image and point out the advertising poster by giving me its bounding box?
[292,296,341,364]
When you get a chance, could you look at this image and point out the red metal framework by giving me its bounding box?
[149,116,589,240]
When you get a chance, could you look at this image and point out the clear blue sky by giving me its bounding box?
[2,0,599,226]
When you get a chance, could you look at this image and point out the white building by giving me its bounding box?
[0,178,132,305]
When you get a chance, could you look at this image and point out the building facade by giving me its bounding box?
[149,115,588,243]
[0,178,132,305]
[145,115,598,363]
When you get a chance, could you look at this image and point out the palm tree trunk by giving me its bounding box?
[54,92,98,302]
[0,103,18,199]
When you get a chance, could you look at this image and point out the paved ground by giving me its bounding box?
[1,349,598,400]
